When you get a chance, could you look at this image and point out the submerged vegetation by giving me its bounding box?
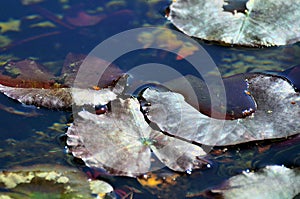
[0,0,299,198]
[0,164,114,199]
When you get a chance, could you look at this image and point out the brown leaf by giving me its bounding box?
[0,59,56,88]
[61,53,123,88]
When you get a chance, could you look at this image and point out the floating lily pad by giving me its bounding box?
[168,0,300,46]
[211,165,300,199]
[0,164,114,199]
[66,97,206,177]
[142,74,300,145]
[0,85,119,109]
[0,74,128,109]
[165,73,256,119]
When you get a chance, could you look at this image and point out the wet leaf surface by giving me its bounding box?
[166,73,256,119]
[0,54,125,109]
[0,53,123,90]
[2,69,129,110]
[1,63,299,178]
[211,165,300,199]
[0,86,73,109]
[168,0,300,46]
[0,1,299,197]
[142,74,300,145]
[66,97,206,177]
[0,83,121,109]
[280,64,300,92]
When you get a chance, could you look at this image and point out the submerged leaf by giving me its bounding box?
[66,97,206,177]
[62,53,123,88]
[168,0,300,46]
[137,29,199,59]
[0,59,56,88]
[0,18,21,33]
[0,164,114,199]
[21,0,43,5]
[212,165,300,199]
[65,11,105,27]
[10,60,54,82]
[142,74,300,145]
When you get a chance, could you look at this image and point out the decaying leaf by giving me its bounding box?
[0,164,115,199]
[0,74,128,109]
[0,59,57,88]
[168,0,300,46]
[0,54,123,89]
[0,85,72,109]
[211,165,300,199]
[8,60,54,82]
[142,74,300,146]
[0,85,117,109]
[66,97,206,177]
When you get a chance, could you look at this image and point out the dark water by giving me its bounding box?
[0,0,300,198]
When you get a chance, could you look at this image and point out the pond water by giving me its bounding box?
[0,0,300,198]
